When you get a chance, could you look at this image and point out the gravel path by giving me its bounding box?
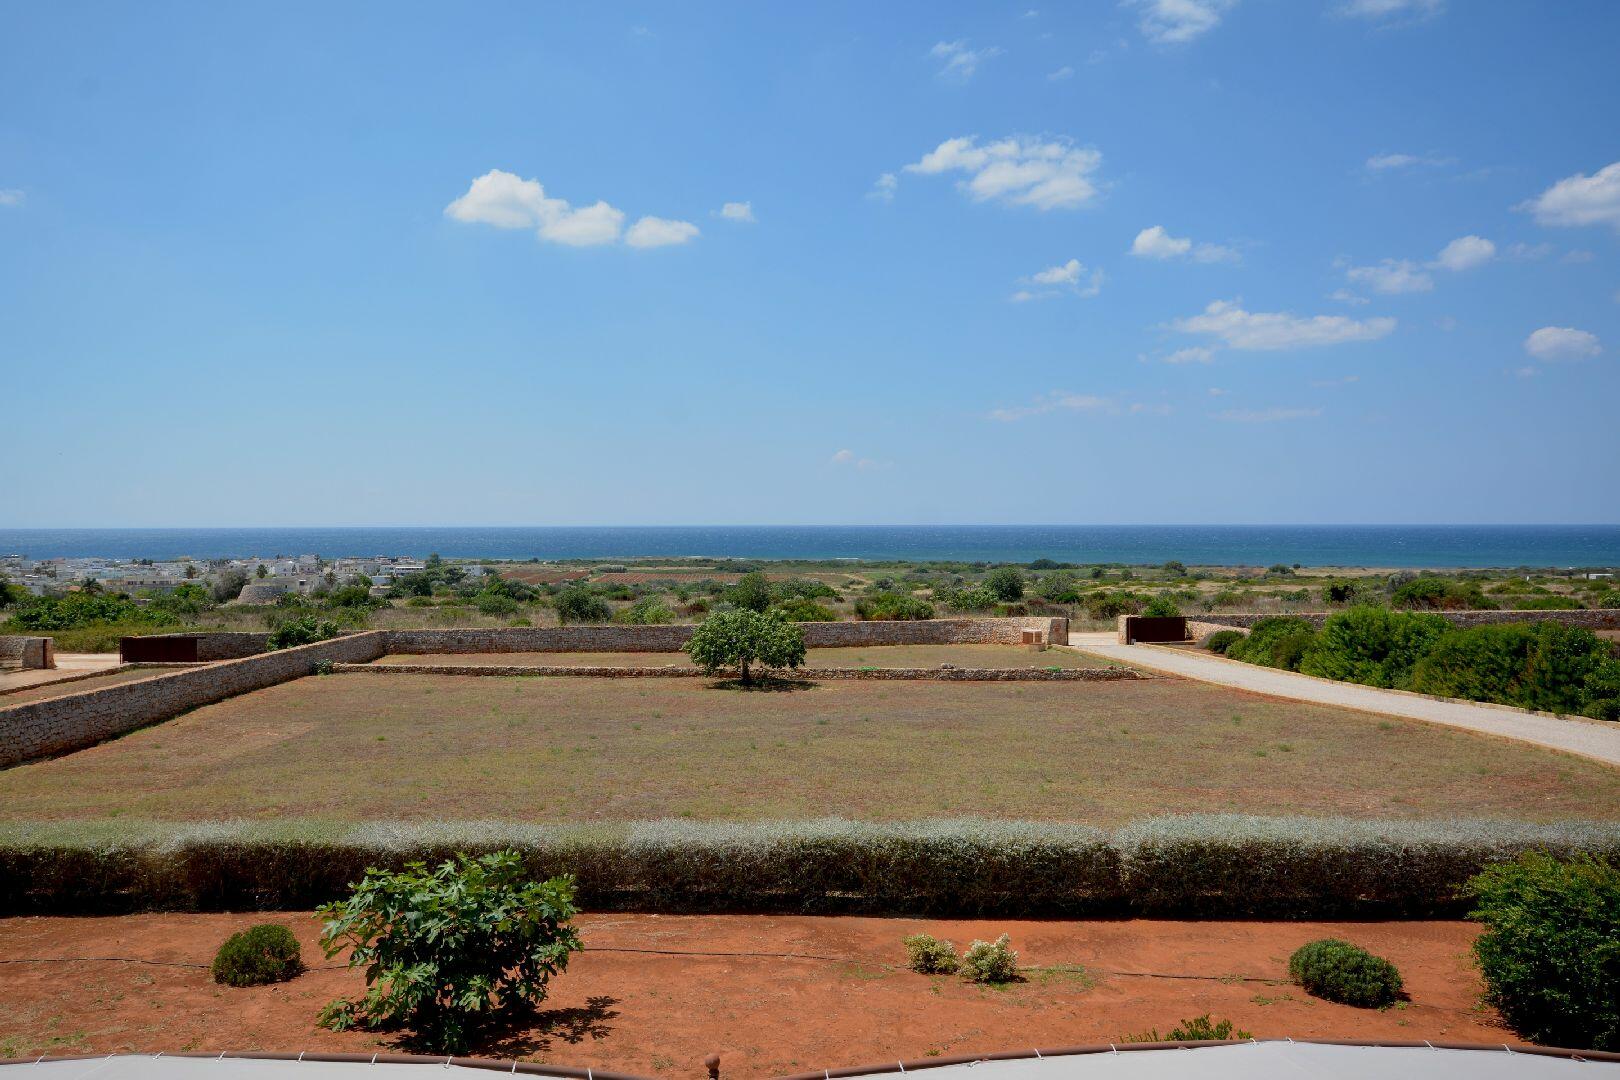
[1067,632,1620,767]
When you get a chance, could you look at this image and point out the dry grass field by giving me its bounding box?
[373,644,1114,669]
[3,672,1617,825]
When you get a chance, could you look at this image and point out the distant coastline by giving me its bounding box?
[1,525,1617,569]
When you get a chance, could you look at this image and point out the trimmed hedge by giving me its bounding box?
[1,816,1617,918]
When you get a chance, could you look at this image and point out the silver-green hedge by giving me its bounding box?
[1,815,1616,918]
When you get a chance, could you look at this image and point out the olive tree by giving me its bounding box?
[685,609,806,685]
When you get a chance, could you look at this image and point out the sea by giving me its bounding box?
[1,525,1618,569]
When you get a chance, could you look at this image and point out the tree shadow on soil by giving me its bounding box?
[704,676,816,692]
[388,996,621,1058]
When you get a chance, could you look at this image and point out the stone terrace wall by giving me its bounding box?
[121,631,272,661]
[336,660,1136,682]
[0,636,54,670]
[385,617,1068,654]
[1193,609,1620,632]
[0,632,386,768]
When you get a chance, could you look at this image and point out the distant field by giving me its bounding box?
[3,672,1616,825]
[373,644,1112,669]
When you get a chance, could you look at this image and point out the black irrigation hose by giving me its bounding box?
[0,948,1277,983]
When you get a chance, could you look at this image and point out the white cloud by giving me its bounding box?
[0,189,22,207]
[1338,0,1444,20]
[1047,65,1074,81]
[1163,346,1215,365]
[542,201,626,247]
[718,201,755,223]
[1215,407,1323,423]
[1128,0,1232,45]
[1207,387,1230,396]
[1311,375,1361,388]
[1364,151,1451,172]
[1521,161,1620,233]
[989,391,1114,422]
[1431,235,1494,271]
[930,40,1002,80]
[1129,224,1237,263]
[1345,258,1433,294]
[868,173,899,202]
[1173,299,1396,350]
[1524,326,1602,362]
[903,135,1103,211]
[625,216,700,248]
[1514,366,1539,378]
[445,169,692,250]
[1012,258,1105,302]
[1328,288,1369,306]
[1562,249,1596,264]
[830,449,887,470]
[1505,241,1554,261]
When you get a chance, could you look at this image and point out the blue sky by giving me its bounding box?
[2,0,1617,527]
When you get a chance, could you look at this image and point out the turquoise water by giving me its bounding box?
[1,525,1617,568]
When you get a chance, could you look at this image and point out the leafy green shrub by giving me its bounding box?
[474,593,520,616]
[984,568,1026,602]
[958,933,1018,983]
[1409,622,1620,718]
[1086,591,1142,620]
[1321,580,1374,606]
[266,616,341,650]
[1287,938,1402,1007]
[612,598,675,625]
[317,851,582,1053]
[902,933,960,974]
[313,659,335,675]
[1392,576,1495,611]
[211,923,305,987]
[1468,853,1620,1051]
[722,571,774,613]
[553,587,612,624]
[685,609,806,685]
[854,592,934,620]
[773,597,837,622]
[1505,594,1585,610]
[1141,596,1180,618]
[1225,617,1316,671]
[1298,607,1449,689]
[1204,629,1244,654]
[939,586,998,613]
[1127,1015,1252,1042]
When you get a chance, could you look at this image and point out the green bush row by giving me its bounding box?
[2,815,1616,918]
[1224,607,1620,719]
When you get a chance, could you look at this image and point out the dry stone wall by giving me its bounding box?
[0,632,386,767]
[1191,609,1620,632]
[385,617,1067,654]
[0,637,53,670]
[334,660,1138,682]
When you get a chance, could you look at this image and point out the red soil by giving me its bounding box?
[0,913,1505,1076]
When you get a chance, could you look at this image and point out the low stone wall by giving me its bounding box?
[334,661,1141,682]
[1192,609,1620,632]
[0,636,54,670]
[120,632,272,662]
[0,632,387,768]
[384,617,1068,654]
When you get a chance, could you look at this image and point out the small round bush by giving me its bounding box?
[1288,938,1402,1007]
[959,933,1019,984]
[212,923,305,987]
[903,933,959,975]
[1205,630,1244,654]
[1142,596,1180,618]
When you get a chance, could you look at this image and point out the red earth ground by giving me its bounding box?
[0,913,1507,1077]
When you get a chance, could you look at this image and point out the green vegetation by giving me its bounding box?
[854,592,935,620]
[1204,629,1244,654]
[553,586,613,624]
[265,616,341,650]
[1141,596,1181,617]
[684,609,807,685]
[983,567,1025,602]
[1469,853,1620,1051]
[902,933,960,974]
[1127,1015,1253,1043]
[317,851,582,1053]
[1287,938,1403,1007]
[211,923,305,987]
[958,934,1019,984]
[1221,606,1620,719]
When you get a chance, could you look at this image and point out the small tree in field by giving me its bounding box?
[685,609,806,686]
